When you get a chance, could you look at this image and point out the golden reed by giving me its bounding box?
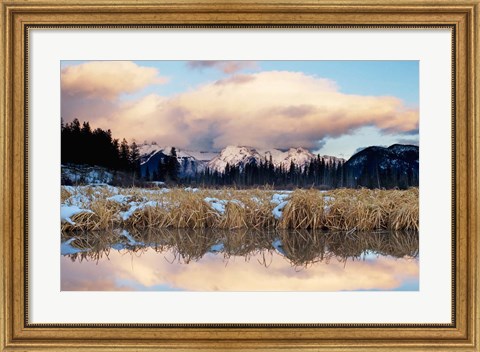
[61,187,418,232]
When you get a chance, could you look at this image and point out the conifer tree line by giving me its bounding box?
[144,154,418,189]
[178,158,417,189]
[62,119,418,189]
[61,118,141,176]
[343,161,419,189]
[178,157,346,189]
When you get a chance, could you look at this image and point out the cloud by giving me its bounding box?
[187,60,257,74]
[62,70,419,151]
[274,104,317,118]
[353,147,367,154]
[61,61,168,100]
[396,137,419,145]
[353,145,388,155]
[214,74,256,85]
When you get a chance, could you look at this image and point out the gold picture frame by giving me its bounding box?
[1,0,478,350]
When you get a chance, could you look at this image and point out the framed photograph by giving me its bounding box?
[1,0,478,351]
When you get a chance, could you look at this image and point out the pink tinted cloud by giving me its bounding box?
[187,60,257,74]
[61,61,168,100]
[62,70,418,150]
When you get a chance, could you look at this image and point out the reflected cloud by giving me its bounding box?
[62,248,418,291]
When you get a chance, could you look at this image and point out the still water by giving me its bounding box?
[61,228,419,291]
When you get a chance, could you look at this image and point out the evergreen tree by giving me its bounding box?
[119,138,130,171]
[129,141,141,176]
[111,139,120,169]
[166,147,180,182]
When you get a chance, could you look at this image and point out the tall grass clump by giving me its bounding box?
[277,189,326,229]
[169,191,219,228]
[219,189,275,229]
[388,188,419,231]
[61,211,101,232]
[122,190,219,229]
[324,189,390,231]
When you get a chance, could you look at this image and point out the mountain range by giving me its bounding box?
[138,144,346,178]
[138,143,418,185]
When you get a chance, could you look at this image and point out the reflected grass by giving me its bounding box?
[62,228,418,268]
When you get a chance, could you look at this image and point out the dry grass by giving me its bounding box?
[61,187,72,203]
[278,190,326,229]
[61,186,419,232]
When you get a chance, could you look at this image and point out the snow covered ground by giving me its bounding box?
[62,165,113,184]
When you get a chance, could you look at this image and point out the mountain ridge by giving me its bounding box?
[344,144,419,188]
[138,143,346,177]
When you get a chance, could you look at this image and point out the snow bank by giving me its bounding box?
[65,193,90,207]
[272,201,288,220]
[107,194,131,204]
[271,193,290,205]
[204,197,244,214]
[140,188,170,195]
[204,197,228,214]
[323,195,335,214]
[120,201,160,221]
[61,205,92,225]
[62,165,113,184]
[323,196,335,203]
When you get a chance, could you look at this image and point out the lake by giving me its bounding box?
[61,228,419,291]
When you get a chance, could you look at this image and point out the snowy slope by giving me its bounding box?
[61,165,113,184]
[207,146,261,172]
[182,150,218,162]
[207,146,345,172]
[138,144,217,177]
[139,144,217,164]
[139,143,345,176]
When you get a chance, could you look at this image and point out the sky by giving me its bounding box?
[61,60,419,158]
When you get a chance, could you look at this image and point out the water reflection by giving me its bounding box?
[61,228,419,291]
[62,228,418,266]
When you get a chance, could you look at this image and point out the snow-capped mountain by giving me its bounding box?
[207,146,344,172]
[138,143,345,177]
[138,144,217,177]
